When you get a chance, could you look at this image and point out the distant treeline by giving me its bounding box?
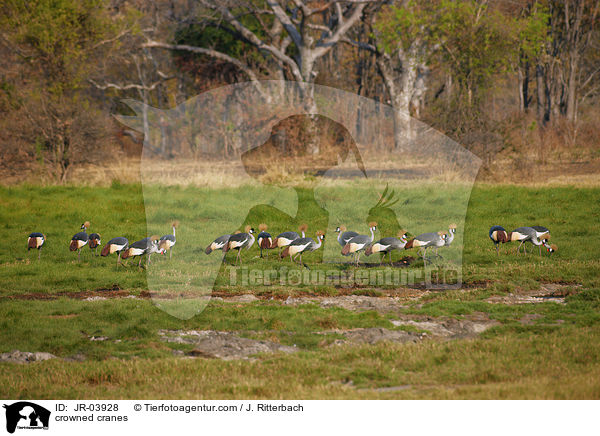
[0,0,598,181]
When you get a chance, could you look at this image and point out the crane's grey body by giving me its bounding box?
[205,234,231,261]
[124,237,164,267]
[223,230,255,265]
[531,225,551,255]
[336,227,359,248]
[283,234,324,266]
[445,226,456,247]
[406,232,447,266]
[70,223,90,261]
[512,226,551,255]
[342,225,376,266]
[160,225,177,259]
[101,237,129,266]
[273,231,301,257]
[366,236,407,265]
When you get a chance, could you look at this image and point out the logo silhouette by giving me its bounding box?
[3,402,50,434]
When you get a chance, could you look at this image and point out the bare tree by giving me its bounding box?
[143,0,370,113]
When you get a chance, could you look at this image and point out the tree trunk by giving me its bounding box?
[565,49,578,122]
[535,64,546,125]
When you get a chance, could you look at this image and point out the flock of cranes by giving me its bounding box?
[205,222,461,267]
[26,220,556,268]
[28,221,178,266]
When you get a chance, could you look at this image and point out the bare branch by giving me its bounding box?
[200,0,303,81]
[88,78,167,91]
[314,3,366,58]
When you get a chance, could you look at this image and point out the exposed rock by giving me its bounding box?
[230,294,259,303]
[0,350,57,363]
[84,296,107,301]
[391,312,499,339]
[487,283,580,305]
[158,330,296,360]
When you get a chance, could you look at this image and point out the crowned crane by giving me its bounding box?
[205,234,231,263]
[159,221,178,259]
[222,226,255,265]
[70,221,90,262]
[281,231,325,267]
[101,237,129,266]
[445,224,457,247]
[405,231,447,266]
[256,223,273,258]
[272,225,306,257]
[121,236,164,267]
[509,227,551,255]
[27,232,45,260]
[88,233,101,256]
[489,225,509,256]
[341,222,377,266]
[336,225,359,248]
[365,231,408,265]
[531,226,551,255]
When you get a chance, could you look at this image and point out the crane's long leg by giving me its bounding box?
[138,257,142,268]
[221,251,227,263]
[496,244,499,256]
[78,249,81,262]
[117,252,121,267]
[38,248,41,261]
[516,241,524,254]
[169,249,172,260]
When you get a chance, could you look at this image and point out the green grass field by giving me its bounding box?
[0,182,599,398]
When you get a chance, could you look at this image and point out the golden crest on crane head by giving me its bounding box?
[150,235,160,241]
[316,230,325,237]
[244,225,252,233]
[449,223,457,229]
[397,229,407,239]
[368,221,377,228]
[298,223,308,232]
[83,221,90,228]
[259,223,268,231]
[172,220,180,228]
[339,225,347,232]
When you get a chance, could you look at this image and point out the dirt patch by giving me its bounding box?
[486,283,580,305]
[391,312,500,339]
[2,288,151,301]
[283,295,409,313]
[0,350,57,364]
[328,328,423,345]
[211,287,428,301]
[158,330,297,360]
